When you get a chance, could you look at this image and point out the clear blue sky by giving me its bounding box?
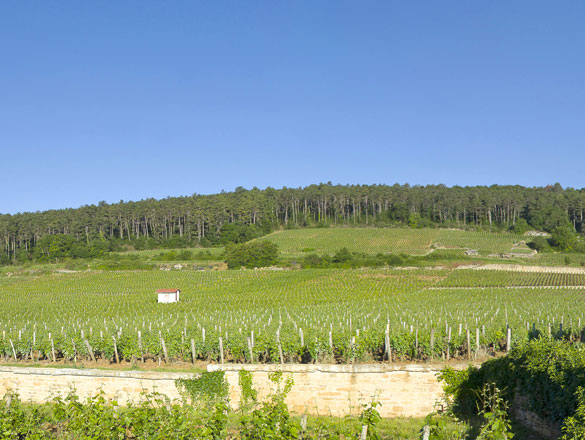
[1,1,584,214]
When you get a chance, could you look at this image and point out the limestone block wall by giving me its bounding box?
[209,364,450,418]
[0,366,189,405]
[512,393,561,439]
[0,363,457,418]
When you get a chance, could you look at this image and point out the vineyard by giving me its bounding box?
[1,267,584,366]
[257,228,526,257]
[436,269,585,288]
[121,247,225,259]
[257,228,439,256]
[434,229,525,255]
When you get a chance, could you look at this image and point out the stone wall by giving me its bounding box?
[0,364,568,433]
[0,363,455,418]
[209,363,450,418]
[512,393,562,439]
[0,366,189,405]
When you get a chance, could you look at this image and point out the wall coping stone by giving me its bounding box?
[207,363,467,373]
[0,362,468,378]
[0,366,194,381]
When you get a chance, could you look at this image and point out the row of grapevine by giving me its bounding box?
[434,230,524,254]
[258,227,528,257]
[258,228,439,256]
[1,269,584,364]
[437,269,585,288]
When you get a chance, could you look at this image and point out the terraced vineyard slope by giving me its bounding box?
[257,228,438,256]
[258,227,526,257]
[437,269,585,288]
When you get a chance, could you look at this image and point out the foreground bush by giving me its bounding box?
[0,370,465,439]
[440,339,585,437]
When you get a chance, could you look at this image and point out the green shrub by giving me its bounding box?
[440,339,585,429]
[94,259,155,270]
[550,226,579,251]
[301,249,404,269]
[239,371,299,439]
[359,401,382,439]
[224,241,279,269]
[527,236,552,252]
[561,387,585,439]
[151,250,194,261]
[511,218,530,235]
[476,383,514,440]
[423,413,470,439]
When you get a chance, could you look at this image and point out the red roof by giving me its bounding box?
[156,289,180,293]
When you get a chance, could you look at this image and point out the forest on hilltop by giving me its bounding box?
[1,183,585,263]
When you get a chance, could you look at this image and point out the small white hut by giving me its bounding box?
[157,289,180,303]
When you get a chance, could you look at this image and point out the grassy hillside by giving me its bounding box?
[257,227,526,257]
[119,247,224,259]
[434,229,525,255]
[257,228,437,256]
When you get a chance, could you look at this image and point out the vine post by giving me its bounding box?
[219,336,224,364]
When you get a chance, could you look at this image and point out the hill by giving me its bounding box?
[257,227,526,258]
[1,182,585,264]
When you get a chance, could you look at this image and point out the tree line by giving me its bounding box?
[1,182,585,263]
